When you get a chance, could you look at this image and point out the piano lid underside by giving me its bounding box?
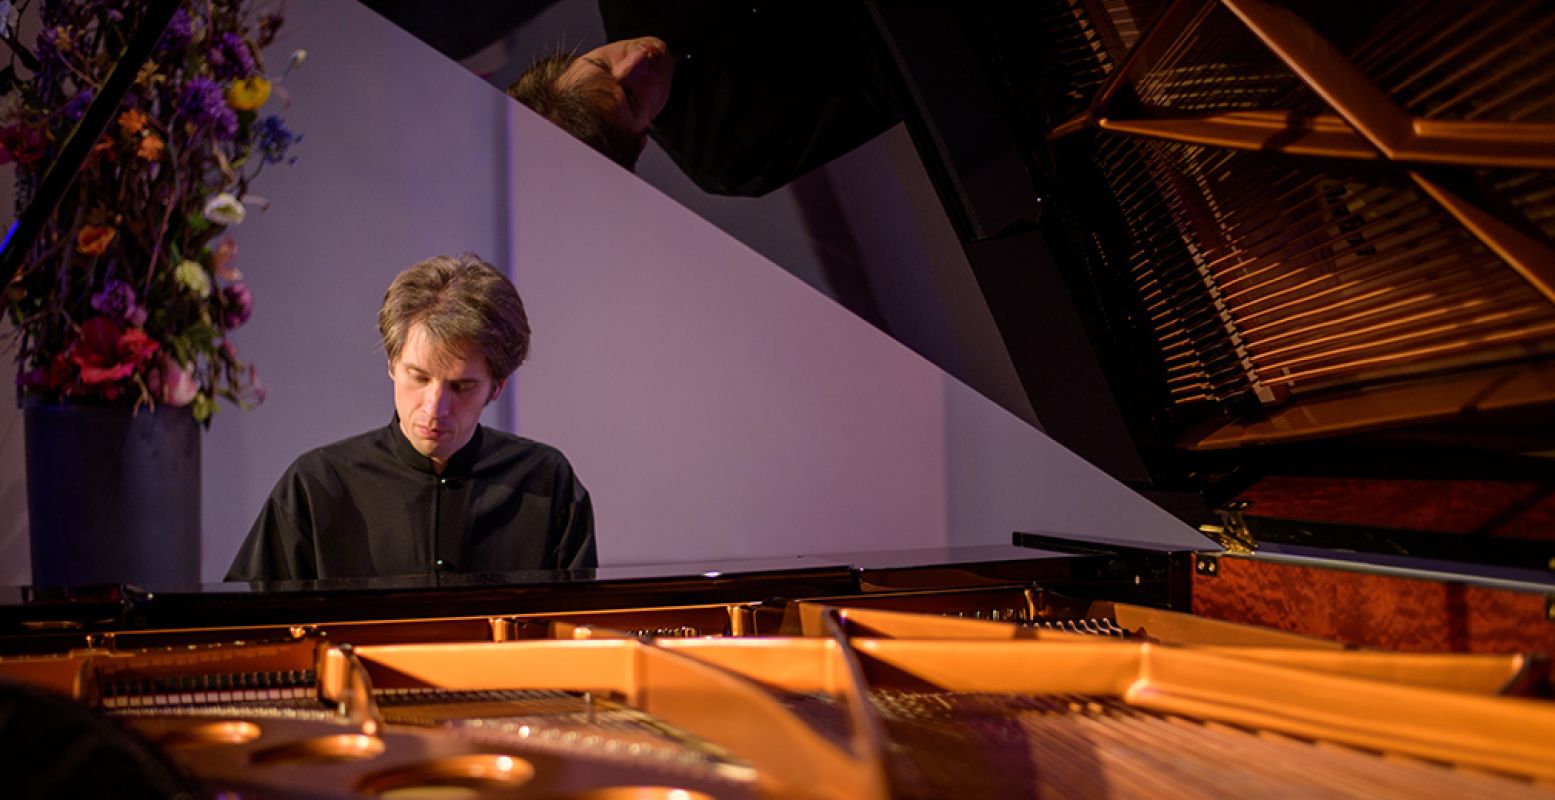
[1012,0,1555,453]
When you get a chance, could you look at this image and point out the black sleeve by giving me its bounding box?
[224,468,319,582]
[549,468,599,570]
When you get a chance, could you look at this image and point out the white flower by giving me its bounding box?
[175,259,212,297]
[202,193,246,226]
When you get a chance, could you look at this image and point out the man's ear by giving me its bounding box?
[487,378,508,406]
[387,359,396,381]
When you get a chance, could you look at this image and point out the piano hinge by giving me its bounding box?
[1203,500,1258,554]
[1194,554,1221,578]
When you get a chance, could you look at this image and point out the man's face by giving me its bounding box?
[390,323,504,470]
[557,36,676,134]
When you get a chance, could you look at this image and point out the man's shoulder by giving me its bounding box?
[284,427,391,479]
[478,427,571,465]
[476,428,584,486]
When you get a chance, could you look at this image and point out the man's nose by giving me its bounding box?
[426,384,453,416]
[614,40,661,81]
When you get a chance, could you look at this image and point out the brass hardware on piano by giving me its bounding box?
[6,583,1555,799]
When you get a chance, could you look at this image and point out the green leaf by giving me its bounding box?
[192,393,217,423]
[185,213,210,236]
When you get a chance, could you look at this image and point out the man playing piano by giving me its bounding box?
[226,254,597,581]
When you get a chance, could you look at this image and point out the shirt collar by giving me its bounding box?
[385,414,484,477]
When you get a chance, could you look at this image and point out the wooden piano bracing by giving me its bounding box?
[4,572,1555,799]
[1031,0,1555,444]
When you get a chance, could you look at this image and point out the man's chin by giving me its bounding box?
[413,434,469,465]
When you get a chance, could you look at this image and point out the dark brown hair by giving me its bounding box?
[507,52,646,170]
[378,253,530,383]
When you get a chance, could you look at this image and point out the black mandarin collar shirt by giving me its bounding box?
[385,412,481,477]
[226,417,597,581]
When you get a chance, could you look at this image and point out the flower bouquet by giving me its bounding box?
[1,0,300,423]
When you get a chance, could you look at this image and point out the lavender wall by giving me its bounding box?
[0,0,39,585]
[0,347,24,585]
[0,0,1202,586]
[506,103,949,562]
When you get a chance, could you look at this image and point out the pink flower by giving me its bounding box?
[65,318,159,394]
[152,356,200,406]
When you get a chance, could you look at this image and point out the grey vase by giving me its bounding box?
[23,400,201,587]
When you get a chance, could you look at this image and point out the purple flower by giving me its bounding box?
[177,77,239,140]
[220,282,253,329]
[34,26,67,64]
[64,88,95,121]
[213,107,238,139]
[90,280,148,327]
[255,115,301,164]
[178,77,223,119]
[159,9,192,51]
[208,32,256,80]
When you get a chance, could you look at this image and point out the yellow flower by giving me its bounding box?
[136,133,164,161]
[76,225,117,256]
[117,108,148,135]
[226,76,271,112]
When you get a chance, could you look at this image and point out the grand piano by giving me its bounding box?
[4,0,1555,797]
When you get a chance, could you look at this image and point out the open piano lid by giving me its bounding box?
[357,0,1555,580]
[861,0,1555,579]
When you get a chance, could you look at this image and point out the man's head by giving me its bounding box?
[507,36,676,170]
[379,254,530,469]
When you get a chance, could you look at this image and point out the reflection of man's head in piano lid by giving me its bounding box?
[378,254,530,468]
[506,36,676,171]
